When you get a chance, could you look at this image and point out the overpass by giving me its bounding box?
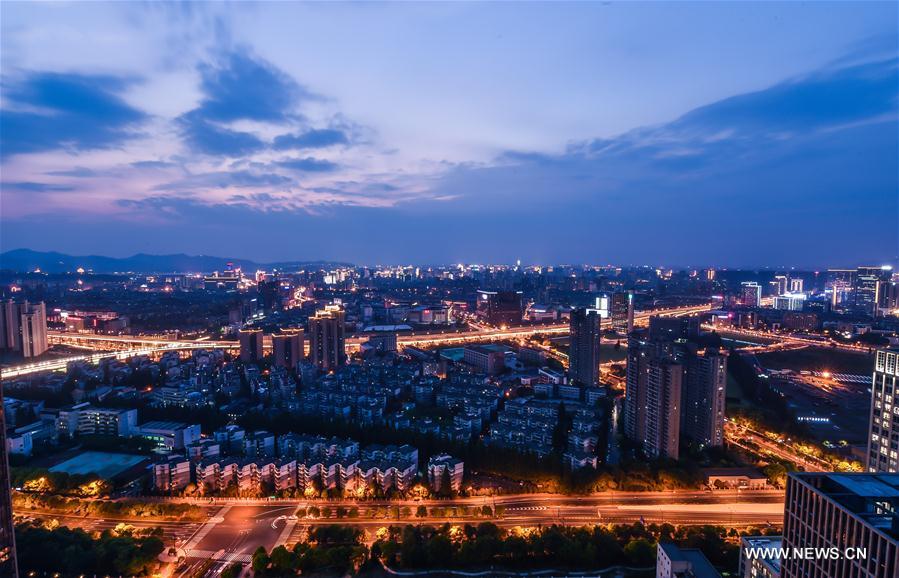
[2,303,712,379]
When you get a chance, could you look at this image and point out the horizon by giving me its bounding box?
[0,246,895,272]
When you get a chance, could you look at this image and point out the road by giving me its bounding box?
[725,421,830,472]
[18,489,783,576]
[3,303,712,378]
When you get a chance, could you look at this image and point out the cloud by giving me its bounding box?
[193,51,310,123]
[3,181,76,192]
[273,128,349,149]
[0,72,147,157]
[175,50,311,155]
[155,170,293,191]
[275,157,339,172]
[44,167,97,178]
[176,110,266,156]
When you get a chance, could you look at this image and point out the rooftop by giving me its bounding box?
[792,472,899,541]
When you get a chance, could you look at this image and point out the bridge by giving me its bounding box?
[1,303,712,379]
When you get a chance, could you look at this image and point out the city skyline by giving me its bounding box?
[1,2,897,267]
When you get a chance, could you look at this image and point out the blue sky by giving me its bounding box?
[1,2,896,267]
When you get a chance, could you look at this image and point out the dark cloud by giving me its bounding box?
[273,128,349,150]
[176,110,266,156]
[3,181,76,192]
[175,51,310,155]
[194,51,309,123]
[275,157,339,172]
[155,170,293,190]
[44,167,96,178]
[130,160,178,169]
[0,72,147,157]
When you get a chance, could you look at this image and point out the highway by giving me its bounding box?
[18,488,784,576]
[2,303,712,379]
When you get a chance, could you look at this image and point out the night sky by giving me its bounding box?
[1,2,897,267]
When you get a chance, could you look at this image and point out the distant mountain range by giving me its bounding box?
[0,249,352,274]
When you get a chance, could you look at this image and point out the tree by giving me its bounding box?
[624,538,656,567]
[252,545,270,573]
[270,544,295,572]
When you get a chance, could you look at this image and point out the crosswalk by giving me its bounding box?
[188,549,253,563]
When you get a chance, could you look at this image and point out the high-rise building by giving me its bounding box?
[569,307,601,387]
[475,290,523,327]
[738,536,781,578]
[789,278,804,293]
[877,279,898,316]
[272,329,304,369]
[773,293,806,311]
[309,305,346,371]
[0,388,18,578]
[856,266,894,317]
[772,275,789,296]
[238,328,264,363]
[257,278,282,313]
[681,347,728,448]
[780,472,898,578]
[827,268,856,309]
[741,282,762,307]
[609,291,634,334]
[624,336,682,460]
[867,347,899,474]
[0,300,47,358]
[625,321,726,459]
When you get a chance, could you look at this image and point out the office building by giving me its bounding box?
[772,275,789,296]
[773,293,807,311]
[257,278,282,312]
[609,291,634,334]
[463,345,505,375]
[238,328,264,363]
[475,290,523,327]
[0,389,18,578]
[272,329,305,369]
[137,421,201,451]
[363,332,398,353]
[867,347,899,473]
[741,282,762,307]
[569,307,601,387]
[0,300,48,358]
[789,278,804,293]
[856,266,893,317]
[656,542,721,578]
[781,472,899,578]
[309,305,346,371]
[738,536,781,578]
[827,269,856,309]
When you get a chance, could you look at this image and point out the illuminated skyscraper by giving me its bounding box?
[238,328,265,363]
[309,305,346,371]
[272,329,304,369]
[0,300,47,358]
[867,347,899,473]
[568,307,601,387]
[781,472,898,578]
[856,266,893,316]
[740,282,762,307]
[475,290,523,327]
[625,319,726,459]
